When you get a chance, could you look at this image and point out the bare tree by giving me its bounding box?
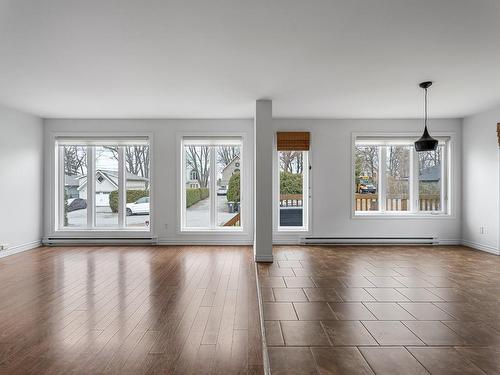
[355,146,378,179]
[387,146,410,178]
[185,146,210,188]
[279,151,303,173]
[103,146,151,188]
[64,146,87,175]
[217,146,240,167]
[418,148,441,172]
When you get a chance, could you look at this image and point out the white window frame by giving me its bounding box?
[56,137,152,231]
[276,150,310,232]
[352,133,452,218]
[180,137,244,232]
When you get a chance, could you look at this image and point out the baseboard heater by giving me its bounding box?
[42,237,158,246]
[300,236,438,245]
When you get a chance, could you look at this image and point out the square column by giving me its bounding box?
[254,100,274,262]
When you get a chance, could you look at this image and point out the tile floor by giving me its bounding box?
[259,245,500,374]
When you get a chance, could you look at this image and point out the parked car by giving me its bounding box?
[67,198,87,212]
[357,177,377,194]
[126,196,150,215]
[217,186,228,196]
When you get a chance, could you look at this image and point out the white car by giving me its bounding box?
[217,186,228,196]
[126,196,150,215]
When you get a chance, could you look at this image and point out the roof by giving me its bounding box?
[77,169,149,190]
[419,165,440,182]
[65,175,79,186]
[100,169,149,182]
[221,156,240,173]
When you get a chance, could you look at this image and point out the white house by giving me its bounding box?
[78,169,149,207]
[185,168,201,189]
[220,156,240,188]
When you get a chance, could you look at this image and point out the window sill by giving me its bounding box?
[277,227,309,232]
[353,212,451,219]
[180,228,244,233]
[57,227,152,232]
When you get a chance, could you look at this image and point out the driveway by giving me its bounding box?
[66,208,150,228]
[185,195,237,227]
[66,196,236,228]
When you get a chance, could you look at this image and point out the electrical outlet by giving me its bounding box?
[0,244,8,250]
[480,226,486,235]
[164,224,168,230]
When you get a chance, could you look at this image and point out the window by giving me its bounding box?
[63,145,87,228]
[418,147,443,211]
[57,138,151,230]
[123,145,151,228]
[354,136,449,215]
[278,151,309,229]
[181,137,242,230]
[276,132,310,231]
[385,146,411,211]
[95,146,119,227]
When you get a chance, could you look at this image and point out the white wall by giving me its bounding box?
[273,119,463,244]
[44,117,463,246]
[0,105,43,255]
[43,119,254,245]
[462,105,500,254]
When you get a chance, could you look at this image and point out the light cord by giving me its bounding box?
[424,87,428,131]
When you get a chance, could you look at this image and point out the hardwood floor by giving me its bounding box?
[0,246,264,374]
[259,245,500,375]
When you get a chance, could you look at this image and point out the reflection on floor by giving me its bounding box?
[0,245,263,374]
[259,245,500,375]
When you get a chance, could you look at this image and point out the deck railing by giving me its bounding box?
[223,213,241,226]
[355,193,440,212]
[224,194,441,224]
[280,194,303,207]
[419,194,441,211]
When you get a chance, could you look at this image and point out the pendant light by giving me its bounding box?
[414,81,438,152]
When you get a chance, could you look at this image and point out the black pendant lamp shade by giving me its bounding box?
[415,81,438,152]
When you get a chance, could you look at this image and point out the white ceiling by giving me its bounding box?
[1,0,499,119]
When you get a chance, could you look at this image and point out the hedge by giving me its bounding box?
[186,188,209,208]
[227,172,240,202]
[109,189,150,213]
[64,193,69,226]
[280,171,303,194]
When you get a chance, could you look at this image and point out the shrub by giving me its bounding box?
[109,189,150,213]
[64,192,69,226]
[280,171,302,194]
[186,188,209,207]
[227,172,240,202]
[200,187,209,200]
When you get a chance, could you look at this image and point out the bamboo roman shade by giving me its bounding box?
[497,123,500,147]
[276,132,310,151]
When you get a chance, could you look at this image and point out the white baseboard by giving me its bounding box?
[158,236,252,246]
[461,240,499,255]
[0,240,41,259]
[273,235,462,246]
[273,234,301,245]
[2,238,496,259]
